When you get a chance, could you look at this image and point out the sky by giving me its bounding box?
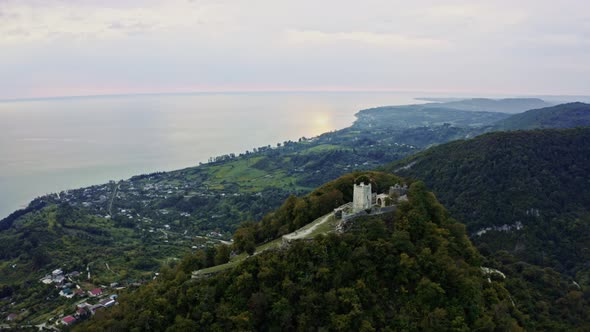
[1,0,589,99]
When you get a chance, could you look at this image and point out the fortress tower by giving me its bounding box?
[353,182,372,212]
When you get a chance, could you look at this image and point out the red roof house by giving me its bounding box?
[62,315,76,325]
[76,307,89,317]
[88,288,103,297]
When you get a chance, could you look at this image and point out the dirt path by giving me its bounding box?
[107,183,120,216]
[283,212,333,241]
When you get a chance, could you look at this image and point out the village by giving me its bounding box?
[3,267,123,329]
[40,174,268,242]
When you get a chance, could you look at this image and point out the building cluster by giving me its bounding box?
[46,177,199,220]
[40,269,82,298]
[37,269,119,327]
[60,293,118,327]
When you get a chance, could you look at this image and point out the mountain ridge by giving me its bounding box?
[385,127,590,278]
[490,102,590,131]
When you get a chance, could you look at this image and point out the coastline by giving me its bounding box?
[0,92,425,219]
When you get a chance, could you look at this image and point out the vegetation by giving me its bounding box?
[234,171,402,249]
[76,181,526,331]
[491,102,590,131]
[386,127,590,281]
[3,99,590,325]
[422,98,552,114]
[483,251,590,331]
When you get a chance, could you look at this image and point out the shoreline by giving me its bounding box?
[1,93,423,219]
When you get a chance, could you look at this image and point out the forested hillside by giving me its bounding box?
[387,128,590,280]
[491,102,590,131]
[76,181,526,331]
[434,98,552,114]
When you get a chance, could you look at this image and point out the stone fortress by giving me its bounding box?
[352,182,372,212]
[334,179,408,222]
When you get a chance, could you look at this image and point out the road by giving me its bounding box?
[107,182,120,216]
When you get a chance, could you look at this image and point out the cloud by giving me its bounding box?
[0,0,589,97]
[424,3,525,24]
[284,30,450,50]
[0,0,228,44]
[539,33,589,46]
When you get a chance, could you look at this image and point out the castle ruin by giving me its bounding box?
[352,182,372,212]
[334,179,408,223]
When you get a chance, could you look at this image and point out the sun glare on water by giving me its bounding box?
[311,112,334,135]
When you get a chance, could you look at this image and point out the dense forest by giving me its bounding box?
[386,127,590,282]
[491,102,590,131]
[76,181,528,331]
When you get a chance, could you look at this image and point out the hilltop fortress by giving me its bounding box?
[352,182,372,212]
[335,180,408,222]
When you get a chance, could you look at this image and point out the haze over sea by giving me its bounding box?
[0,91,442,219]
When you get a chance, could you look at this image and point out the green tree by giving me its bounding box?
[214,244,231,265]
[233,227,256,255]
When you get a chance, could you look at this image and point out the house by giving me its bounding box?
[62,315,76,326]
[99,298,116,308]
[53,275,66,284]
[40,276,53,284]
[76,307,89,317]
[6,313,17,321]
[59,288,74,298]
[88,288,103,297]
[90,304,104,314]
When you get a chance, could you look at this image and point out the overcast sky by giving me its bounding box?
[1,0,589,99]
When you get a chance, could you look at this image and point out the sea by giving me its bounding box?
[0,92,442,218]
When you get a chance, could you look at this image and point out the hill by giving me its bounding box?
[385,128,590,279]
[433,98,552,114]
[76,179,528,331]
[491,102,590,131]
[355,104,510,129]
